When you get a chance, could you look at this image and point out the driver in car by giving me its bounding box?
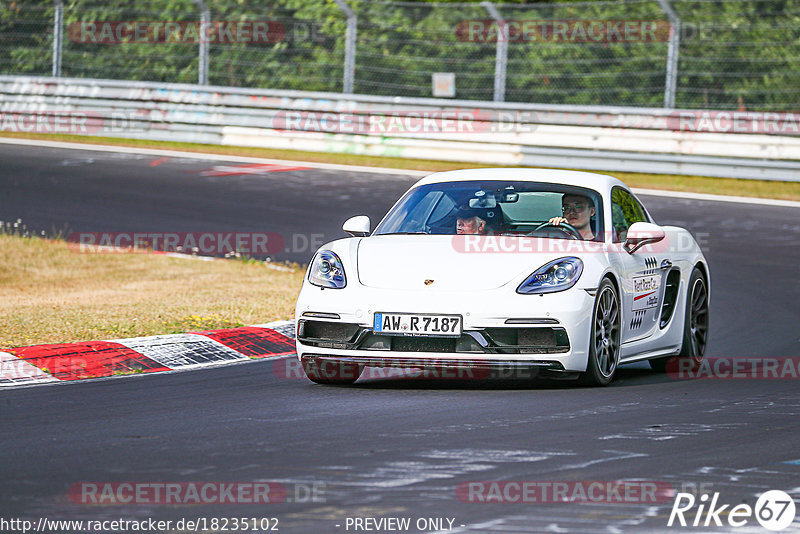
[548,194,596,240]
[456,206,498,235]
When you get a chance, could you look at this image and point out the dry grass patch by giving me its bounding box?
[0,234,304,349]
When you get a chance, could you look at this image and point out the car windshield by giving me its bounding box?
[374,180,604,241]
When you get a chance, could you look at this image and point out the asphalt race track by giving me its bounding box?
[1,143,799,533]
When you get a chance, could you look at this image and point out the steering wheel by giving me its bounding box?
[530,221,583,240]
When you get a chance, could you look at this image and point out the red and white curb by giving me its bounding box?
[0,321,295,389]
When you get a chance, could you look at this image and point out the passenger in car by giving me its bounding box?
[455,206,500,235]
[548,193,596,240]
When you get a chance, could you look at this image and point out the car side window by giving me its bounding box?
[611,187,647,242]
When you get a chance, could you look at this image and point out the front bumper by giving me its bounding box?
[295,284,594,373]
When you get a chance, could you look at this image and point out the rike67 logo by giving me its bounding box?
[668,490,796,531]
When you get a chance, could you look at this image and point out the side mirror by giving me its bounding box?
[624,222,665,254]
[343,215,371,237]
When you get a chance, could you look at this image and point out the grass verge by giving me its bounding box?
[0,234,304,350]
[2,132,799,201]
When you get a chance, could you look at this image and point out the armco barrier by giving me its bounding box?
[1,76,798,181]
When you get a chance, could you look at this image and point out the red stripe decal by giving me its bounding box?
[196,327,295,358]
[634,291,656,301]
[11,342,169,381]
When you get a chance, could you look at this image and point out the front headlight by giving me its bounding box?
[517,257,583,294]
[309,250,346,289]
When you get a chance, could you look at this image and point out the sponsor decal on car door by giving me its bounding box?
[622,254,669,342]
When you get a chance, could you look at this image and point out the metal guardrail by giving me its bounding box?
[1,76,798,181]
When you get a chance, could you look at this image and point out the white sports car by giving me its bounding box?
[294,168,709,386]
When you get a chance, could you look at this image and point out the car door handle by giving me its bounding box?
[660,259,673,270]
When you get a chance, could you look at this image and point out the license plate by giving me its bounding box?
[373,313,462,337]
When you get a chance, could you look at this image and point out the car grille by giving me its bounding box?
[391,336,456,353]
[484,327,570,354]
[298,320,359,341]
[298,322,570,355]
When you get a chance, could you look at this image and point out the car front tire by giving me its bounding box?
[581,278,621,386]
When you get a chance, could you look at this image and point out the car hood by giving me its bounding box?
[357,235,577,290]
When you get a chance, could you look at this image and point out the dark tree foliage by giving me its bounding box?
[2,0,798,110]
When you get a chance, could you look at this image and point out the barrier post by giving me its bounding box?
[195,0,210,85]
[334,0,357,94]
[52,0,63,77]
[656,0,680,109]
[481,1,507,103]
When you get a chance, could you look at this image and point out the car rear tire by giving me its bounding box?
[580,278,621,386]
[649,267,709,372]
[302,358,363,385]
